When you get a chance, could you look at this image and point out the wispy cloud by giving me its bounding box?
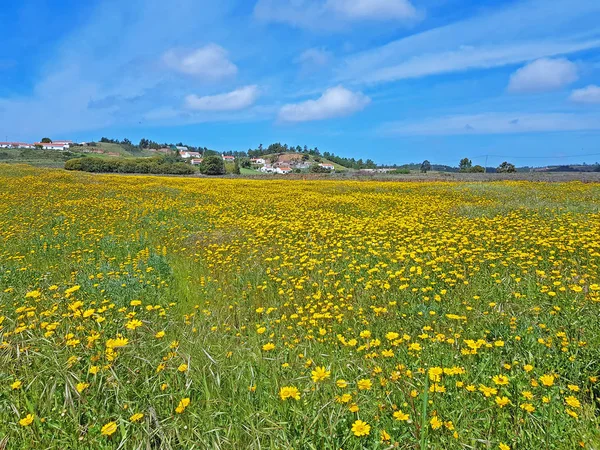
[326,0,418,20]
[254,0,420,30]
[296,48,332,68]
[507,58,578,93]
[336,0,600,84]
[184,85,260,111]
[570,85,600,104]
[382,112,600,135]
[163,44,237,80]
[278,85,370,122]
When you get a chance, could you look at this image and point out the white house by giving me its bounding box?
[250,158,266,165]
[34,141,71,150]
[275,165,292,174]
[222,155,235,162]
[260,164,275,173]
[319,163,335,171]
[0,142,34,149]
[176,146,188,152]
[180,151,201,159]
[190,158,203,165]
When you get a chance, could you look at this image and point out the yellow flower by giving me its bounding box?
[348,403,359,412]
[523,364,533,372]
[130,300,142,306]
[279,386,301,400]
[565,396,581,408]
[357,378,372,390]
[479,385,498,397]
[155,331,165,338]
[499,443,511,450]
[428,367,443,382]
[175,398,190,414]
[430,416,443,430]
[311,366,331,383]
[539,374,555,387]
[177,363,188,372]
[11,380,22,390]
[380,430,391,442]
[101,421,118,436]
[522,391,534,400]
[385,332,399,341]
[262,342,275,351]
[129,413,144,422]
[492,375,509,386]
[105,337,128,349]
[393,410,410,421]
[566,409,578,419]
[125,319,143,330]
[19,414,35,427]
[351,420,371,437]
[495,396,510,408]
[337,393,352,403]
[76,382,89,393]
[520,403,535,413]
[336,379,348,388]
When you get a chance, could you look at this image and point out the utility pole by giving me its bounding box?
[484,155,488,173]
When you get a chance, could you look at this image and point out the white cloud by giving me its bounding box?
[335,0,600,85]
[296,48,332,67]
[508,58,578,93]
[278,85,370,122]
[382,112,600,135]
[326,0,417,20]
[163,44,237,79]
[184,85,260,111]
[569,85,600,104]
[254,0,419,30]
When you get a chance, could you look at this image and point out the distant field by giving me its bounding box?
[240,167,261,175]
[1,165,599,449]
[0,148,83,167]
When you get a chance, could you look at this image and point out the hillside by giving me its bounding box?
[261,152,351,171]
[90,142,156,157]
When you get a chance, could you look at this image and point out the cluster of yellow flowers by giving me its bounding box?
[0,165,599,448]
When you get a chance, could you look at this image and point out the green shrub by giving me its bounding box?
[199,155,226,175]
[65,156,195,175]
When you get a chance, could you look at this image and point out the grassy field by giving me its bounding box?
[0,148,84,168]
[0,165,599,449]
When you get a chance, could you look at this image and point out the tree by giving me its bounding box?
[41,137,52,143]
[199,155,225,175]
[421,160,432,173]
[470,165,485,173]
[497,161,516,173]
[310,164,331,173]
[459,158,472,172]
[233,160,241,175]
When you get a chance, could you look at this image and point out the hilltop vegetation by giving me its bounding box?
[65,155,194,175]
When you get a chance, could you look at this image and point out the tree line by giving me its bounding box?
[65,155,194,175]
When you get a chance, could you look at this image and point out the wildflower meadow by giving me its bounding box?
[0,164,599,449]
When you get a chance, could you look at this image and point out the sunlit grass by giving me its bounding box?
[0,164,599,449]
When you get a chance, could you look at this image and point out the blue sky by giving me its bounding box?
[1,0,600,166]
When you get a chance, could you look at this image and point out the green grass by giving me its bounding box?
[0,166,599,449]
[240,167,261,175]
